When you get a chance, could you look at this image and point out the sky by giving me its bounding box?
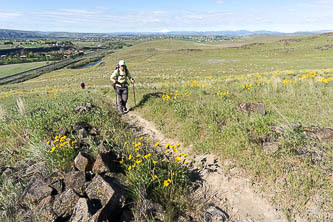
[0,0,333,33]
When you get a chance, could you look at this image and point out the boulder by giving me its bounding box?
[72,122,92,134]
[202,205,229,222]
[304,126,333,142]
[263,142,279,154]
[85,175,125,220]
[92,153,111,174]
[21,175,54,204]
[53,189,80,219]
[74,152,93,172]
[237,103,266,115]
[64,171,87,195]
[36,196,57,222]
[69,198,92,222]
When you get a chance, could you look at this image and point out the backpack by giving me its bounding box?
[115,64,129,78]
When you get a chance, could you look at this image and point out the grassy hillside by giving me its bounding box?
[1,34,333,221]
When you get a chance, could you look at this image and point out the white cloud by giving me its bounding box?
[0,10,22,19]
[216,0,224,4]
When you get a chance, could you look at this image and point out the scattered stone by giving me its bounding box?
[263,142,279,154]
[53,189,80,219]
[36,196,57,222]
[58,127,69,136]
[203,205,229,222]
[135,198,166,221]
[74,103,94,113]
[85,175,125,219]
[72,122,92,134]
[92,153,112,174]
[74,152,93,172]
[69,198,92,222]
[24,162,48,178]
[64,171,87,195]
[237,103,266,115]
[304,126,333,142]
[21,175,53,204]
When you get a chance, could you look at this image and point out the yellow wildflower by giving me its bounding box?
[119,159,124,164]
[155,142,160,147]
[139,137,143,140]
[173,148,178,153]
[135,148,139,152]
[144,153,152,159]
[146,138,151,141]
[128,154,132,160]
[165,144,170,149]
[184,161,189,164]
[183,154,188,157]
[153,160,158,164]
[176,156,181,162]
[50,147,56,153]
[163,179,171,187]
[128,166,132,170]
[124,142,128,145]
[136,160,142,164]
[46,141,50,145]
[136,154,142,158]
[135,142,142,147]
[132,164,136,168]
[153,175,157,179]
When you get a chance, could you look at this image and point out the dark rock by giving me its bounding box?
[92,153,111,174]
[135,198,165,221]
[74,103,94,113]
[58,127,69,136]
[21,174,53,204]
[74,152,93,172]
[89,128,98,136]
[64,171,87,195]
[69,198,92,222]
[304,126,333,142]
[24,162,49,178]
[202,205,229,222]
[72,122,92,135]
[237,103,266,115]
[79,128,89,138]
[53,189,80,218]
[119,207,134,222]
[263,142,279,154]
[36,196,57,222]
[85,175,125,220]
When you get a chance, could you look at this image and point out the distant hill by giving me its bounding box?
[1,28,333,39]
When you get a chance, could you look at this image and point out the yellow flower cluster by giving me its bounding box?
[121,137,190,188]
[162,90,191,101]
[46,135,76,153]
[216,90,230,97]
[242,84,252,90]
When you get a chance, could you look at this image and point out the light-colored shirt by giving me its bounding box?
[110,68,132,87]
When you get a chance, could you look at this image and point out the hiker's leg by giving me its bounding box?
[116,87,123,112]
[122,87,129,111]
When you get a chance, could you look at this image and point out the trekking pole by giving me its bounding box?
[132,82,137,106]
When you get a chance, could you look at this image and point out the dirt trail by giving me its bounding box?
[123,111,288,222]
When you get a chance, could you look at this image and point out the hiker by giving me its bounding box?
[110,60,135,113]
[80,81,85,89]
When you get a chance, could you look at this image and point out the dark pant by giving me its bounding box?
[116,86,128,112]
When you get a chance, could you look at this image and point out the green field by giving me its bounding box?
[0,61,48,78]
[1,34,333,221]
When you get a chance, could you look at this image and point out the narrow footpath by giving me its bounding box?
[122,111,289,222]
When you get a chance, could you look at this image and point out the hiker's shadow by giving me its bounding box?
[130,92,163,111]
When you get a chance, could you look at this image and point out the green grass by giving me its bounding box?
[0,33,333,221]
[0,61,48,78]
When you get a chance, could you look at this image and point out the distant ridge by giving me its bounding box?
[0,28,332,39]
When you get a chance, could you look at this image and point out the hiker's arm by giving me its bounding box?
[127,70,135,83]
[110,71,117,84]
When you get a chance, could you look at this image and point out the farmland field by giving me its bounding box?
[0,61,49,78]
[0,34,333,221]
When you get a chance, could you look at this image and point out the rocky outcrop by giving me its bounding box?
[237,103,266,115]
